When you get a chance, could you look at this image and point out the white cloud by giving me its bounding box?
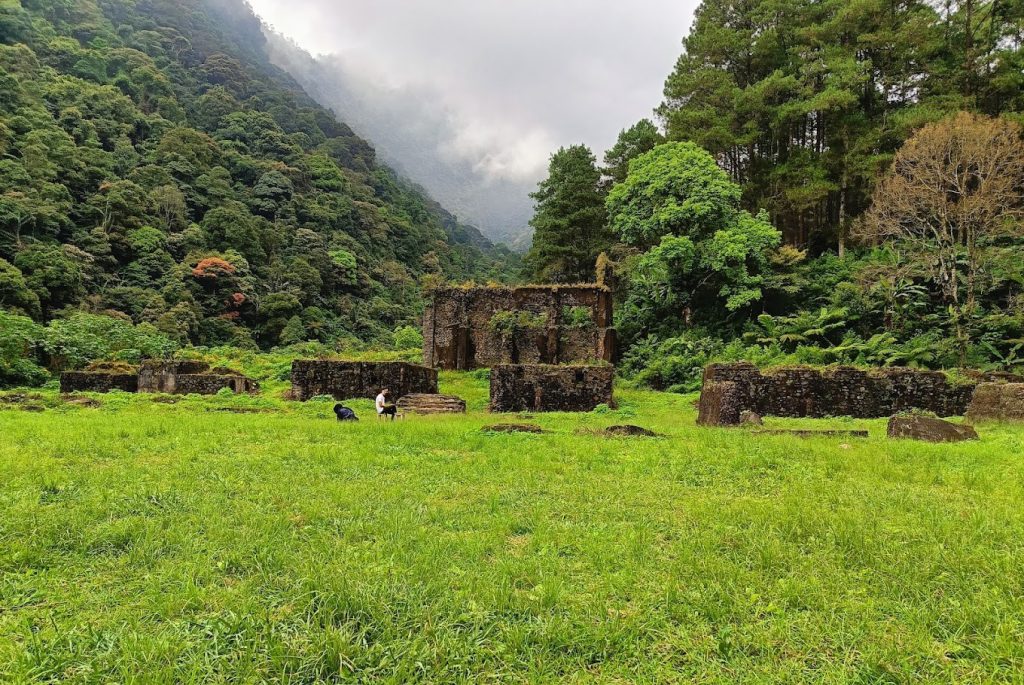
[249,0,696,176]
[250,0,698,239]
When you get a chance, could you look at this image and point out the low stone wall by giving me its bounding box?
[60,372,139,394]
[174,374,259,395]
[397,394,467,415]
[138,361,213,393]
[966,383,1024,422]
[490,364,614,413]
[138,361,257,395]
[698,363,984,425]
[291,361,438,402]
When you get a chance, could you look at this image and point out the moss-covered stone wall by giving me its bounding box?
[291,361,438,402]
[423,285,616,370]
[489,364,614,413]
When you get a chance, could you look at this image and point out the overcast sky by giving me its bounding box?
[247,0,699,184]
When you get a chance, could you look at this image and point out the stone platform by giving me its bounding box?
[396,393,467,415]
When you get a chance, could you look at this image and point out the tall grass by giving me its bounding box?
[2,375,1023,682]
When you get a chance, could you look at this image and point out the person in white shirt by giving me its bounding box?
[375,388,397,420]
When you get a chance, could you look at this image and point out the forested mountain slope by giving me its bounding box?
[264,32,537,249]
[0,0,513,349]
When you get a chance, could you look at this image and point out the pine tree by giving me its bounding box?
[524,146,611,283]
[656,0,1001,253]
[603,119,665,185]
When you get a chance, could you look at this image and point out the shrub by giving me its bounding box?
[621,334,724,392]
[329,249,358,286]
[41,312,178,370]
[562,306,594,329]
[1,356,49,388]
[393,325,424,351]
[622,332,790,393]
[488,311,548,336]
[0,311,47,388]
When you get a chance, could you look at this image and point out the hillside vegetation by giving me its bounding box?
[0,0,513,356]
[522,0,1024,388]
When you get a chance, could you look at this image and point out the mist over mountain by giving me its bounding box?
[265,34,537,248]
[0,0,516,354]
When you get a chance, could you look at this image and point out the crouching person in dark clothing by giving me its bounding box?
[334,404,358,421]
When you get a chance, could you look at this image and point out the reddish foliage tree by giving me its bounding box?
[192,257,235,280]
[858,112,1024,363]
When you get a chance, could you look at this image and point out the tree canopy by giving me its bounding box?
[658,0,1024,254]
[0,0,514,350]
[608,142,782,338]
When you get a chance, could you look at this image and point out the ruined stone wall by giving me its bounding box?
[695,381,744,426]
[173,374,259,395]
[490,364,614,413]
[967,383,1024,422]
[138,361,257,395]
[60,372,139,394]
[423,285,616,370]
[138,361,213,393]
[698,363,985,425]
[291,361,438,402]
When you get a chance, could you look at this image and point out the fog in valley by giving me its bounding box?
[249,0,699,246]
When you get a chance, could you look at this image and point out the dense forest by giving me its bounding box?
[525,0,1024,390]
[0,0,515,385]
[4,0,1024,392]
[659,0,1024,252]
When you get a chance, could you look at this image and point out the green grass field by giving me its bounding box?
[2,373,1024,683]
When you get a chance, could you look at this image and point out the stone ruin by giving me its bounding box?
[490,364,614,413]
[291,360,438,402]
[696,362,1002,426]
[60,360,258,395]
[966,383,1024,422]
[422,284,616,371]
[888,415,979,442]
[60,369,139,394]
[397,394,467,415]
[138,361,258,395]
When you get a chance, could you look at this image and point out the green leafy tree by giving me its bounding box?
[200,204,265,263]
[258,291,303,347]
[608,142,782,338]
[393,325,424,350]
[42,312,177,370]
[607,142,745,249]
[278,315,307,346]
[151,185,187,232]
[250,169,294,220]
[0,309,47,388]
[0,257,40,317]
[14,244,85,315]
